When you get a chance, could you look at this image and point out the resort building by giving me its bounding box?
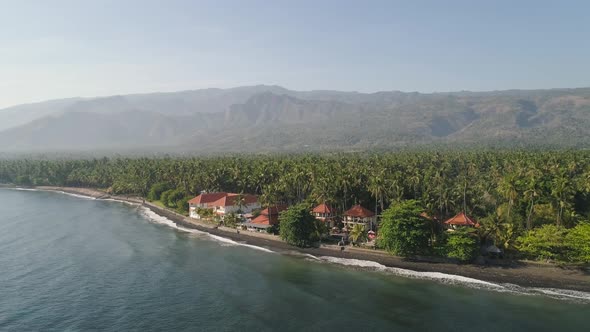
[343,205,376,231]
[443,212,480,230]
[188,192,260,219]
[312,203,336,227]
[240,205,287,232]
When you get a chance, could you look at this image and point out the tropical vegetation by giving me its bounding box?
[2,150,590,262]
[279,204,318,247]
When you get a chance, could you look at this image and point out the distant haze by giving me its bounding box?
[1,0,590,108]
[1,85,590,153]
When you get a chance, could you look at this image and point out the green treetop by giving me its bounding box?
[379,200,431,257]
[279,203,318,247]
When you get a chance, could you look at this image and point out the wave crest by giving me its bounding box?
[318,256,590,303]
[138,207,274,253]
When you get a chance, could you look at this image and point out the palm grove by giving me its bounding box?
[1,150,589,263]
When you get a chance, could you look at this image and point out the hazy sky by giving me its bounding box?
[1,0,589,108]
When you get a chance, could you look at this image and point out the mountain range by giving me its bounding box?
[1,85,590,152]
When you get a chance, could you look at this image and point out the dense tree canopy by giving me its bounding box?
[378,200,431,256]
[2,150,590,262]
[279,204,318,247]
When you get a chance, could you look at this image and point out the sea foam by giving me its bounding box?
[138,207,274,253]
[317,256,590,303]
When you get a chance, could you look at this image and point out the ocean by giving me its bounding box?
[0,189,587,331]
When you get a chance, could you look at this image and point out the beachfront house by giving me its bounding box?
[312,203,336,228]
[443,212,480,230]
[240,205,287,232]
[188,192,260,219]
[343,205,376,231]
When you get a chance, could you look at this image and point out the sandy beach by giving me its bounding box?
[13,186,590,292]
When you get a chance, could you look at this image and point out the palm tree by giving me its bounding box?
[523,167,541,230]
[234,192,246,214]
[497,173,519,219]
[349,224,367,246]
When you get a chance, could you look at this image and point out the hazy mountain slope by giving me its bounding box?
[0,98,82,131]
[0,110,222,150]
[2,87,590,152]
[0,85,289,132]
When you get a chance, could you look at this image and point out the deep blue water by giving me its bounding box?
[0,189,587,331]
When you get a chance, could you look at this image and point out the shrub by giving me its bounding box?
[266,224,280,235]
[175,196,192,214]
[445,229,479,262]
[160,189,174,207]
[566,222,590,263]
[516,225,569,261]
[160,189,185,208]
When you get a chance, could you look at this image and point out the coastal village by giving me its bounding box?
[186,191,482,249]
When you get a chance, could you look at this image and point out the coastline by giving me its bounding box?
[5,185,590,293]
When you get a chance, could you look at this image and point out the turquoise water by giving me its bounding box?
[0,189,587,331]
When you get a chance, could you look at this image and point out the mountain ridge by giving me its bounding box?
[1,86,590,152]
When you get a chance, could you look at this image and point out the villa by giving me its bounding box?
[312,203,336,228]
[188,192,260,219]
[443,212,480,230]
[240,205,287,232]
[343,205,376,231]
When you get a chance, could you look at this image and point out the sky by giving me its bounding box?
[1,0,589,108]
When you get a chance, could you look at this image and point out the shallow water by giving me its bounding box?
[0,189,587,331]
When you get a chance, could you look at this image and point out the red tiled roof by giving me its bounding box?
[344,205,375,218]
[189,192,258,207]
[444,212,477,226]
[188,192,228,205]
[312,203,334,214]
[251,205,288,225]
[210,194,258,207]
[251,213,280,225]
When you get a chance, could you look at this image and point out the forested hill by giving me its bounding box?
[1,86,590,152]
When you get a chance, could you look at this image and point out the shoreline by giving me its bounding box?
[5,185,590,293]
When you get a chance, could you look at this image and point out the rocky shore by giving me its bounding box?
[10,185,590,293]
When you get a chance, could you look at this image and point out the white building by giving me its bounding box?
[343,205,376,231]
[188,192,260,219]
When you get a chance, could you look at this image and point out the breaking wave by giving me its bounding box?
[101,198,138,206]
[317,256,590,303]
[138,207,274,253]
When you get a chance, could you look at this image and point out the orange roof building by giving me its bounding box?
[312,203,336,227]
[188,192,260,219]
[188,192,228,206]
[344,205,375,218]
[209,194,258,209]
[313,203,334,215]
[343,205,376,231]
[250,205,288,226]
[443,212,479,228]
